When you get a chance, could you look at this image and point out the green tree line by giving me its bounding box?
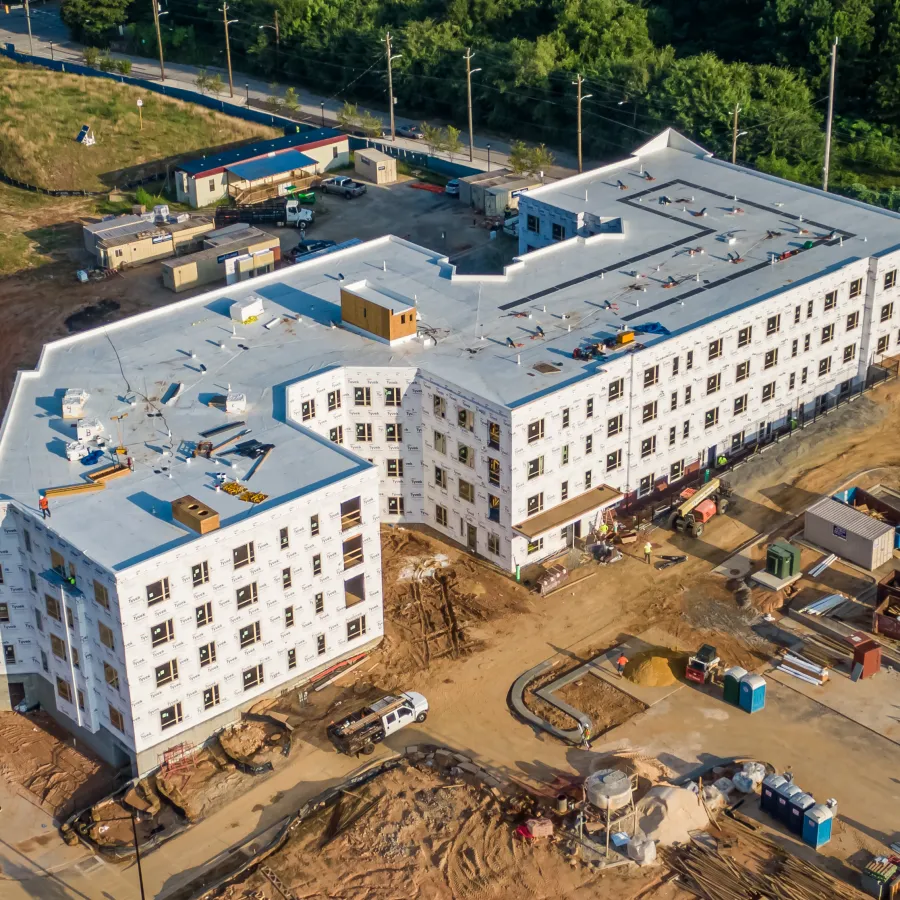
[61,0,900,206]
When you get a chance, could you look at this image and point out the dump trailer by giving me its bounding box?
[327,691,428,756]
[214,199,314,229]
[670,477,732,538]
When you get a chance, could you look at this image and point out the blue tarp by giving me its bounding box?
[226,150,317,181]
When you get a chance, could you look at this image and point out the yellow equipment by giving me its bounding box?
[110,413,129,455]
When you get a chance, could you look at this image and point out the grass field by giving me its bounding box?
[0,58,279,190]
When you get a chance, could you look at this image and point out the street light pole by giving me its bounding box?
[130,810,146,900]
[259,15,280,70]
[464,48,481,163]
[486,143,491,170]
[245,83,250,106]
[220,4,238,98]
[23,0,34,57]
[320,101,325,126]
[151,0,166,82]
[572,74,592,174]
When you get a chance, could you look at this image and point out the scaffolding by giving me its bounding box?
[159,742,197,776]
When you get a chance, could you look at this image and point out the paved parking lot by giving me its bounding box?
[269,179,517,273]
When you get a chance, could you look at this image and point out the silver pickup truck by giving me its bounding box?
[319,176,368,198]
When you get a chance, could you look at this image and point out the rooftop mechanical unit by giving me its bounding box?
[62,388,89,419]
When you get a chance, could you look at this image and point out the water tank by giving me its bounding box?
[585,768,633,812]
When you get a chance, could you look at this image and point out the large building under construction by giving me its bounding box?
[1,129,899,774]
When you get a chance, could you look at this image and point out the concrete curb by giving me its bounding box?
[508,659,583,745]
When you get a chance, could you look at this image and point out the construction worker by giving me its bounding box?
[644,541,652,565]
[616,652,629,676]
[38,495,50,519]
[717,454,728,467]
[126,456,134,471]
[599,522,609,538]
[577,721,591,749]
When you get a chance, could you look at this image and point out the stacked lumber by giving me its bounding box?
[776,649,829,686]
[664,816,869,900]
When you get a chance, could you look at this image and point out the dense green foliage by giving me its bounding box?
[61,0,132,44]
[63,0,900,201]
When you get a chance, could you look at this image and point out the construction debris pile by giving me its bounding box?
[216,757,617,900]
[71,720,296,852]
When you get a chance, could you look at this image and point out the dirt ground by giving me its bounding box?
[557,677,647,733]
[218,761,686,900]
[378,525,530,689]
[0,710,116,819]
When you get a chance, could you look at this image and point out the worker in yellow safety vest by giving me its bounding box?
[644,542,652,565]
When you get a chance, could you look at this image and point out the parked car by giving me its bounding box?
[318,176,367,199]
[290,239,337,261]
[397,124,425,140]
[444,179,460,197]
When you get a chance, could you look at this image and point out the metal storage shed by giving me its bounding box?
[804,497,895,570]
[354,148,396,185]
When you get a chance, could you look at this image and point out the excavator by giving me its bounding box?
[669,477,733,538]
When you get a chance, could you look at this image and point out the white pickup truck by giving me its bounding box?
[327,691,428,755]
[319,175,368,198]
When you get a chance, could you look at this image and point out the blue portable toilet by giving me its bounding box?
[803,804,834,848]
[776,783,802,825]
[739,673,766,713]
[788,792,815,835]
[761,774,786,814]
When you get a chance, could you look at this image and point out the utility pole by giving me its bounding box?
[823,36,839,192]
[274,10,280,68]
[221,4,237,98]
[151,0,166,82]
[464,48,481,163]
[23,0,34,57]
[385,32,396,142]
[731,104,741,165]
[572,74,592,174]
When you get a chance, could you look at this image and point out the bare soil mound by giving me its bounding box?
[623,648,688,687]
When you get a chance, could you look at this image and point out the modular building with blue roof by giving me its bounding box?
[174,127,348,207]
